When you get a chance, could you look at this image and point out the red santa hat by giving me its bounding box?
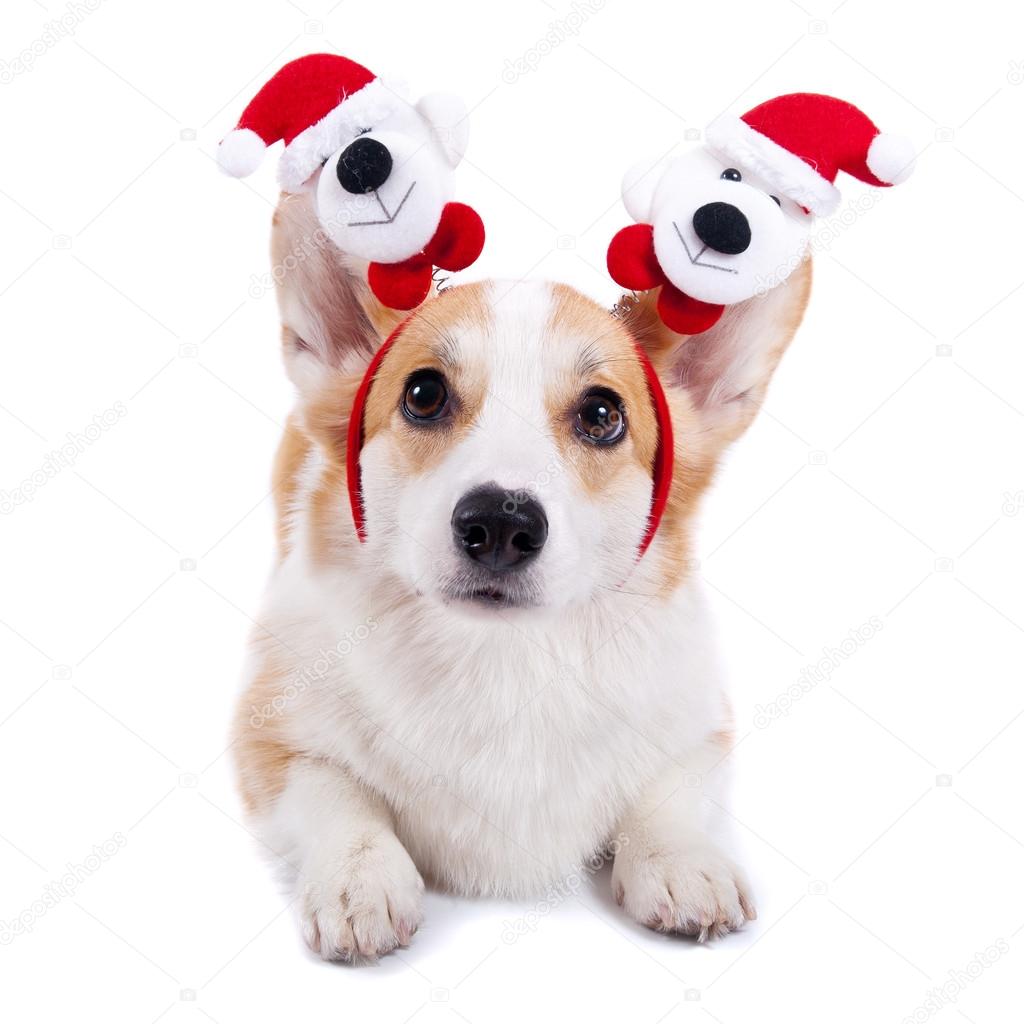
[217,54,400,192]
[705,93,915,216]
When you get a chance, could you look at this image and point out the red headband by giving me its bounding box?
[345,321,675,559]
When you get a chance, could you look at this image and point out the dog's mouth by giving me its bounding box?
[467,587,517,608]
[438,573,541,611]
[348,181,417,227]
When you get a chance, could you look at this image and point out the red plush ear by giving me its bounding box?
[609,225,723,335]
[656,284,724,335]
[367,260,434,310]
[368,202,486,310]
[607,223,665,291]
[423,202,485,271]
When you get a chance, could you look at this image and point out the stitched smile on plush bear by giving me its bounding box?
[347,183,416,227]
[671,218,742,274]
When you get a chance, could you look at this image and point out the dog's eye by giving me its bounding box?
[770,195,782,206]
[403,371,450,422]
[575,390,626,445]
[720,168,742,182]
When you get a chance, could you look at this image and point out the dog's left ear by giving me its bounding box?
[415,92,470,167]
[623,257,812,452]
[271,191,405,397]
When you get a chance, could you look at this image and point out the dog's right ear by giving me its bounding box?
[621,257,812,457]
[271,190,406,395]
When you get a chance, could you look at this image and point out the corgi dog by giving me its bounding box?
[233,188,811,962]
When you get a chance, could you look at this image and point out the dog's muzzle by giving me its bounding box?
[451,484,548,572]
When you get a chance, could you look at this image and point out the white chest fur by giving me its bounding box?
[257,543,726,896]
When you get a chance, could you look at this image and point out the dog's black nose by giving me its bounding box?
[336,137,392,194]
[692,202,751,255]
[452,484,548,572]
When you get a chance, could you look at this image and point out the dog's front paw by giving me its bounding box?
[612,836,755,941]
[298,831,425,962]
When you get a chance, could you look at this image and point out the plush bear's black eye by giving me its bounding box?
[575,390,626,445]
[770,195,782,206]
[720,168,742,182]
[403,371,450,422]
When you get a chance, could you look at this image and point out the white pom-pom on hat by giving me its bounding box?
[217,128,267,179]
[867,133,915,185]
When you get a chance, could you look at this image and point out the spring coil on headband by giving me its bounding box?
[610,290,641,320]
[431,267,453,295]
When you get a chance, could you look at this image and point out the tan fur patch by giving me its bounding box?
[710,727,735,753]
[360,284,494,477]
[232,649,297,814]
[543,284,660,501]
[646,389,714,597]
[619,259,813,595]
[270,283,499,569]
[272,411,311,559]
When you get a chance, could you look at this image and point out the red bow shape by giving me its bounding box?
[606,223,725,335]
[368,202,485,310]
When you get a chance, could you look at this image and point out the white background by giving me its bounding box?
[2,0,1023,1021]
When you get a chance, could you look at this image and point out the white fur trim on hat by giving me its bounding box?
[866,133,915,185]
[706,114,840,216]
[217,128,267,179]
[276,78,405,191]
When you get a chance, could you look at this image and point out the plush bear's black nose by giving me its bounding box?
[692,202,752,255]
[336,137,392,194]
[452,484,548,572]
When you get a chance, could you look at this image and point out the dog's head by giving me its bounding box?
[625,149,812,306]
[272,193,810,615]
[351,280,667,611]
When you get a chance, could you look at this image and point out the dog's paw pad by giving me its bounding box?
[612,839,754,941]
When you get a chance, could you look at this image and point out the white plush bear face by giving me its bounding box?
[315,95,465,265]
[645,148,811,304]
